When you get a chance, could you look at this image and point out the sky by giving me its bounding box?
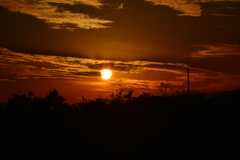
[0,0,240,104]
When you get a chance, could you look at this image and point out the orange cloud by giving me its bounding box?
[0,0,112,29]
[1,47,239,93]
[0,47,187,80]
[189,44,240,58]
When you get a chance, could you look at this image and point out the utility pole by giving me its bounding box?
[187,67,190,95]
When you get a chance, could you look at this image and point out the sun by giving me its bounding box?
[101,69,112,80]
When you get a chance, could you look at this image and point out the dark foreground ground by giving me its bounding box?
[1,89,240,159]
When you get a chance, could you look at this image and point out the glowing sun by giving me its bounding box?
[101,69,112,80]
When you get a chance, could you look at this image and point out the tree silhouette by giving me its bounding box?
[42,89,67,110]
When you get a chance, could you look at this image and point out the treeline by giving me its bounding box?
[0,89,240,159]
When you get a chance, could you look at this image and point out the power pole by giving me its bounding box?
[187,67,190,95]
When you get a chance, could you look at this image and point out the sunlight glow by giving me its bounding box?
[101,69,112,80]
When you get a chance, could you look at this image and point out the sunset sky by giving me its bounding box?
[1,0,240,104]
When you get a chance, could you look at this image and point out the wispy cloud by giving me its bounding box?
[210,13,238,17]
[0,47,188,80]
[1,47,240,92]
[146,0,240,17]
[189,44,240,58]
[0,0,112,29]
[109,78,185,91]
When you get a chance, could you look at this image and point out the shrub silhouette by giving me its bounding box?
[1,88,240,159]
[7,91,34,110]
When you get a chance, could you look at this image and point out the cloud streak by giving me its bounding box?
[189,44,240,58]
[1,47,240,93]
[146,0,240,16]
[0,0,112,29]
[0,47,188,80]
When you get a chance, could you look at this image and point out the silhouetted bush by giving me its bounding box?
[1,88,240,159]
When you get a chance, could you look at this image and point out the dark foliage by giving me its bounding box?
[0,89,240,159]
